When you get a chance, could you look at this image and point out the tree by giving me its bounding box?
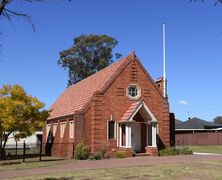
[0,84,49,158]
[58,34,122,86]
[213,116,222,124]
[0,0,71,31]
[191,0,222,5]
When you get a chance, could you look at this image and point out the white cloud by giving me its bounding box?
[178,100,189,105]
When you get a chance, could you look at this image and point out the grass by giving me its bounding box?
[0,157,69,171]
[11,161,222,180]
[190,145,222,154]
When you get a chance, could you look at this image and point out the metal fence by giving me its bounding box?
[1,142,74,163]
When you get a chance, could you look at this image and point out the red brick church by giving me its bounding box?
[43,52,174,158]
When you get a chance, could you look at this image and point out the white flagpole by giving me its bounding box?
[163,23,166,98]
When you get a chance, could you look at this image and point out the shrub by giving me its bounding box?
[99,149,108,158]
[159,146,193,156]
[114,151,128,158]
[74,143,90,160]
[89,151,103,160]
[159,147,178,156]
[177,145,193,155]
[89,149,108,160]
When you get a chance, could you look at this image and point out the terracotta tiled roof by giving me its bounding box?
[48,53,135,120]
[120,101,141,122]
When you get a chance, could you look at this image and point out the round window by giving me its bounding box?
[128,85,138,97]
[127,84,141,100]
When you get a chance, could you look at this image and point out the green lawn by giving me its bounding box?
[13,161,222,180]
[190,145,222,154]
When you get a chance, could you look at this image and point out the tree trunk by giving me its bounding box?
[0,132,11,159]
[0,134,2,159]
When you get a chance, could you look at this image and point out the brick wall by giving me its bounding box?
[44,56,171,157]
[85,57,171,152]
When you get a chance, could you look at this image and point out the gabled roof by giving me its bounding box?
[176,117,222,130]
[48,53,134,120]
[175,119,183,127]
[120,101,157,123]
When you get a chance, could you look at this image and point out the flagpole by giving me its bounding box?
[163,23,166,98]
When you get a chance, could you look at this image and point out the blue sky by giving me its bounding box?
[0,0,222,121]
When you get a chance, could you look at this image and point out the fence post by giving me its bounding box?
[39,141,42,162]
[72,142,75,158]
[15,141,18,157]
[23,140,26,163]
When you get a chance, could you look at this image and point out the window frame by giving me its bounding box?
[126,84,141,100]
[46,124,51,138]
[107,120,116,140]
[69,121,74,139]
[60,122,66,138]
[53,123,58,137]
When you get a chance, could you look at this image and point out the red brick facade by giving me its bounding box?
[43,53,173,158]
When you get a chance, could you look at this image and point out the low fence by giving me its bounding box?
[1,142,75,163]
[175,131,222,146]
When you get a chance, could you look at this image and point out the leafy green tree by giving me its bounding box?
[58,34,122,86]
[0,84,49,158]
[213,116,222,124]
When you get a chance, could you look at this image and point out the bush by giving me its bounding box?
[177,145,193,155]
[74,143,90,160]
[159,146,193,156]
[89,149,108,160]
[114,151,128,158]
[99,149,108,158]
[159,147,178,156]
[89,151,103,160]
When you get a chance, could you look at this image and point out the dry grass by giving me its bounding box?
[190,145,222,154]
[12,161,222,180]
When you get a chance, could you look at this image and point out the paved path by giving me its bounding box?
[1,155,222,179]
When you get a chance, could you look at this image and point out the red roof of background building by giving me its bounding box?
[48,53,135,120]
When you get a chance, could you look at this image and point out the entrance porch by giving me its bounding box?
[118,101,158,156]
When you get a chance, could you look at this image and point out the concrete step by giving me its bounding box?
[134,153,149,157]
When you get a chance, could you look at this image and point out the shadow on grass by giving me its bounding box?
[44,178,73,180]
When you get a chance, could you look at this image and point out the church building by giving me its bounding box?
[43,52,174,158]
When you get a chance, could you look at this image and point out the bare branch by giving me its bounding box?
[0,0,9,15]
[4,8,36,31]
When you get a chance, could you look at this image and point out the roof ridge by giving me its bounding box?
[68,52,134,88]
[48,53,135,120]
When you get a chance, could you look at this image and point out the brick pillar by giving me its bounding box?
[52,120,61,157]
[42,122,47,154]
[42,122,53,154]
[91,93,103,152]
[159,98,170,148]
[61,118,70,158]
[145,146,158,156]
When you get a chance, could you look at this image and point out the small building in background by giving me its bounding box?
[175,117,222,145]
[6,131,42,150]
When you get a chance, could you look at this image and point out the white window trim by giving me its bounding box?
[46,124,51,138]
[126,84,141,100]
[53,123,58,137]
[107,120,116,140]
[69,121,74,138]
[60,122,66,138]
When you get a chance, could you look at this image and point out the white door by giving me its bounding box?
[131,123,141,153]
